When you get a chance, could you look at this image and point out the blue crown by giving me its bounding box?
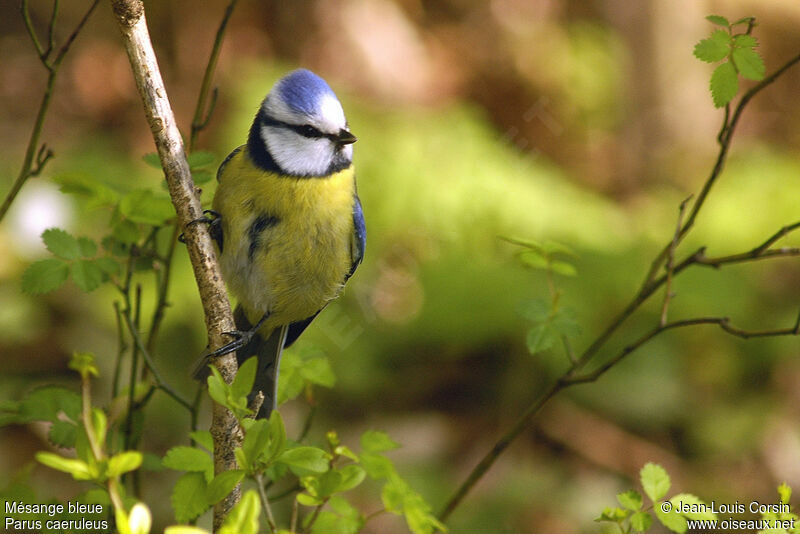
[276,69,337,115]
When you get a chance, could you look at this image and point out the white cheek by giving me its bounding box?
[263,126,334,176]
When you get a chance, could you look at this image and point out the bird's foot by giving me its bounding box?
[179,210,222,245]
[209,312,270,357]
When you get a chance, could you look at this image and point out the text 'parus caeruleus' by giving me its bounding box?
[204,69,365,418]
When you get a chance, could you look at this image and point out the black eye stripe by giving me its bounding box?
[261,116,333,140]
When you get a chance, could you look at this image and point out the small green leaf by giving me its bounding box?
[731,16,755,26]
[299,356,336,387]
[311,496,364,534]
[191,430,214,452]
[171,472,209,523]
[595,506,629,522]
[120,189,175,226]
[549,259,577,276]
[732,34,757,49]
[361,452,395,480]
[22,259,69,295]
[231,356,257,402]
[36,452,93,480]
[640,463,671,502]
[187,151,216,169]
[732,46,765,80]
[705,15,729,27]
[336,464,366,493]
[381,477,406,514]
[108,451,143,478]
[162,446,213,476]
[142,152,162,169]
[206,470,245,505]
[112,218,141,244]
[48,420,78,448]
[693,30,731,63]
[655,504,687,533]
[710,61,738,108]
[518,250,548,270]
[240,419,270,471]
[519,298,550,322]
[90,407,108,448]
[17,386,81,422]
[219,489,260,534]
[778,482,792,505]
[265,410,287,463]
[278,446,330,476]
[77,236,98,257]
[630,511,653,532]
[69,352,99,379]
[207,366,230,409]
[618,490,643,511]
[361,430,400,454]
[526,323,556,354]
[71,259,105,292]
[42,228,81,259]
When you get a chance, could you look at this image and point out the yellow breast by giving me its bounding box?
[213,145,356,331]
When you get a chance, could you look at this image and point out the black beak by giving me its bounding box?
[336,129,357,145]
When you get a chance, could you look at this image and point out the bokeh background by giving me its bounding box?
[1,0,800,532]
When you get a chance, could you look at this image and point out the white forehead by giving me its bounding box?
[317,93,346,131]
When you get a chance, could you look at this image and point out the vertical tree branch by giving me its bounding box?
[109,0,240,529]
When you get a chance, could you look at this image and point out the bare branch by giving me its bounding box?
[660,196,692,326]
[109,0,240,528]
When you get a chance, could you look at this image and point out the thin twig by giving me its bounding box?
[660,196,692,326]
[0,0,101,223]
[189,0,239,150]
[254,472,277,533]
[438,50,800,522]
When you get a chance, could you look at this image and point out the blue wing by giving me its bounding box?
[285,192,366,348]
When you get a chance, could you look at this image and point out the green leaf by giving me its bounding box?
[42,228,81,259]
[36,452,93,480]
[693,30,731,63]
[361,430,400,454]
[142,152,162,169]
[732,46,765,80]
[732,16,755,26]
[90,407,108,449]
[108,451,143,478]
[518,250,548,270]
[191,430,214,453]
[120,189,175,226]
[640,463,671,502]
[265,410,287,463]
[705,15,730,27]
[595,507,629,522]
[732,34,757,49]
[361,452,395,480]
[94,257,120,276]
[207,366,230,410]
[48,420,78,448]
[112,218,141,244]
[311,496,364,534]
[300,356,336,387]
[69,351,99,379]
[381,477,406,514]
[550,308,582,338]
[670,494,716,520]
[526,323,556,354]
[231,356,257,402]
[549,259,577,276]
[206,470,245,505]
[188,151,216,169]
[778,482,792,505]
[278,446,330,476]
[162,446,214,477]
[171,472,209,523]
[219,489,260,534]
[655,504,687,533]
[336,465,366,493]
[22,259,69,295]
[77,236,98,257]
[70,259,105,292]
[520,298,550,322]
[240,419,270,471]
[617,490,643,511]
[710,61,738,108]
[630,511,653,532]
[18,386,81,422]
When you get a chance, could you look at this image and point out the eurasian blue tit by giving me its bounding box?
[205,69,365,417]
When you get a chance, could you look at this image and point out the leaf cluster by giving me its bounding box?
[693,15,765,107]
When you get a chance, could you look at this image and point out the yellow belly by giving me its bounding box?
[213,146,356,332]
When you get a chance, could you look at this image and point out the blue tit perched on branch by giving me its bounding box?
[203,69,365,418]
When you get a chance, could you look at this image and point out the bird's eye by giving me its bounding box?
[296,125,323,138]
